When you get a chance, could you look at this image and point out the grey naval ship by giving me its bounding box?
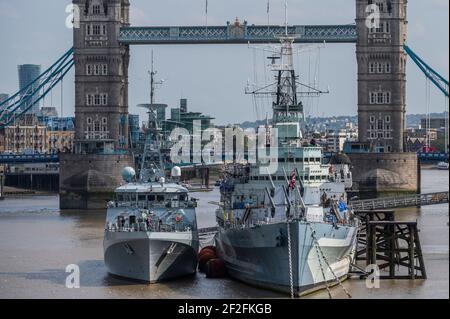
[103,60,199,283]
[215,36,358,297]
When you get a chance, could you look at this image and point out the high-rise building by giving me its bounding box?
[356,0,408,153]
[18,64,41,115]
[180,98,188,113]
[128,114,140,149]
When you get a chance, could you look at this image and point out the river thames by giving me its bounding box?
[0,169,448,299]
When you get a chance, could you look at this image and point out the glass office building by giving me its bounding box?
[18,64,41,114]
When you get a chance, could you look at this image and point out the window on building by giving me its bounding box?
[377,63,383,73]
[376,24,383,33]
[102,64,108,75]
[86,65,92,75]
[92,5,101,15]
[86,95,93,106]
[101,94,108,105]
[87,117,92,125]
[370,116,376,123]
[93,25,101,35]
[102,117,107,125]
[94,65,100,75]
[385,63,391,73]
[385,115,391,123]
[385,92,391,104]
[86,24,91,36]
[369,62,375,73]
[94,94,101,105]
[370,93,376,104]
[378,132,384,139]
[102,25,107,35]
[378,120,384,130]
[377,92,384,104]
[94,121,100,132]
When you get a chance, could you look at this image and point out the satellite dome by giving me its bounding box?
[171,166,182,178]
[121,167,136,183]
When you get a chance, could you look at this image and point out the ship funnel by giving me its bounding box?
[122,167,136,183]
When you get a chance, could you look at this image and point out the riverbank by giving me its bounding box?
[1,186,56,197]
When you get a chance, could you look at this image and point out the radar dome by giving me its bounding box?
[122,167,136,182]
[171,166,182,178]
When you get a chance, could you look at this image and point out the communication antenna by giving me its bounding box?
[148,50,165,106]
[284,0,288,36]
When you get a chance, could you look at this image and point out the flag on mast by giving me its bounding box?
[289,169,296,190]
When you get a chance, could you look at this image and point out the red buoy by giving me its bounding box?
[199,246,217,258]
[205,259,227,278]
[198,251,216,273]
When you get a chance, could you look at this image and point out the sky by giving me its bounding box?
[0,0,448,125]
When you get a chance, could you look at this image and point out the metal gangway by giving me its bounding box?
[349,192,449,211]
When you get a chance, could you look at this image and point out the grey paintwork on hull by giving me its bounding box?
[215,221,357,295]
[104,231,199,282]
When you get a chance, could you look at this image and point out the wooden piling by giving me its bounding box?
[364,221,426,280]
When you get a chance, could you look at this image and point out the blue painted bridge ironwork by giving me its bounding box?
[118,23,357,44]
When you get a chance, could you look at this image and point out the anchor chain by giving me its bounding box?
[286,221,295,299]
[309,224,352,299]
[313,235,333,299]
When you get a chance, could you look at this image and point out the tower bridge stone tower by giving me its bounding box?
[356,0,408,153]
[59,0,133,210]
[351,0,418,196]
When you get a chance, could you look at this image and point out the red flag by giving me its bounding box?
[289,170,296,190]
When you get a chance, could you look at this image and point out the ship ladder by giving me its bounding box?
[309,224,352,299]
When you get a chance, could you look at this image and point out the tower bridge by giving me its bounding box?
[118,23,358,45]
[0,0,447,209]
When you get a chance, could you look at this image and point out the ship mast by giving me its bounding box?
[245,1,327,145]
[139,51,165,182]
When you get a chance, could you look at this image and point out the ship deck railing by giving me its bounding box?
[107,222,195,233]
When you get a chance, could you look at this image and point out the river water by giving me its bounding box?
[0,169,448,299]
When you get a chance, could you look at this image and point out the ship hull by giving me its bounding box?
[104,231,198,283]
[215,221,357,297]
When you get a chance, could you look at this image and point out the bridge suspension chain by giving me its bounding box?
[0,48,74,129]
